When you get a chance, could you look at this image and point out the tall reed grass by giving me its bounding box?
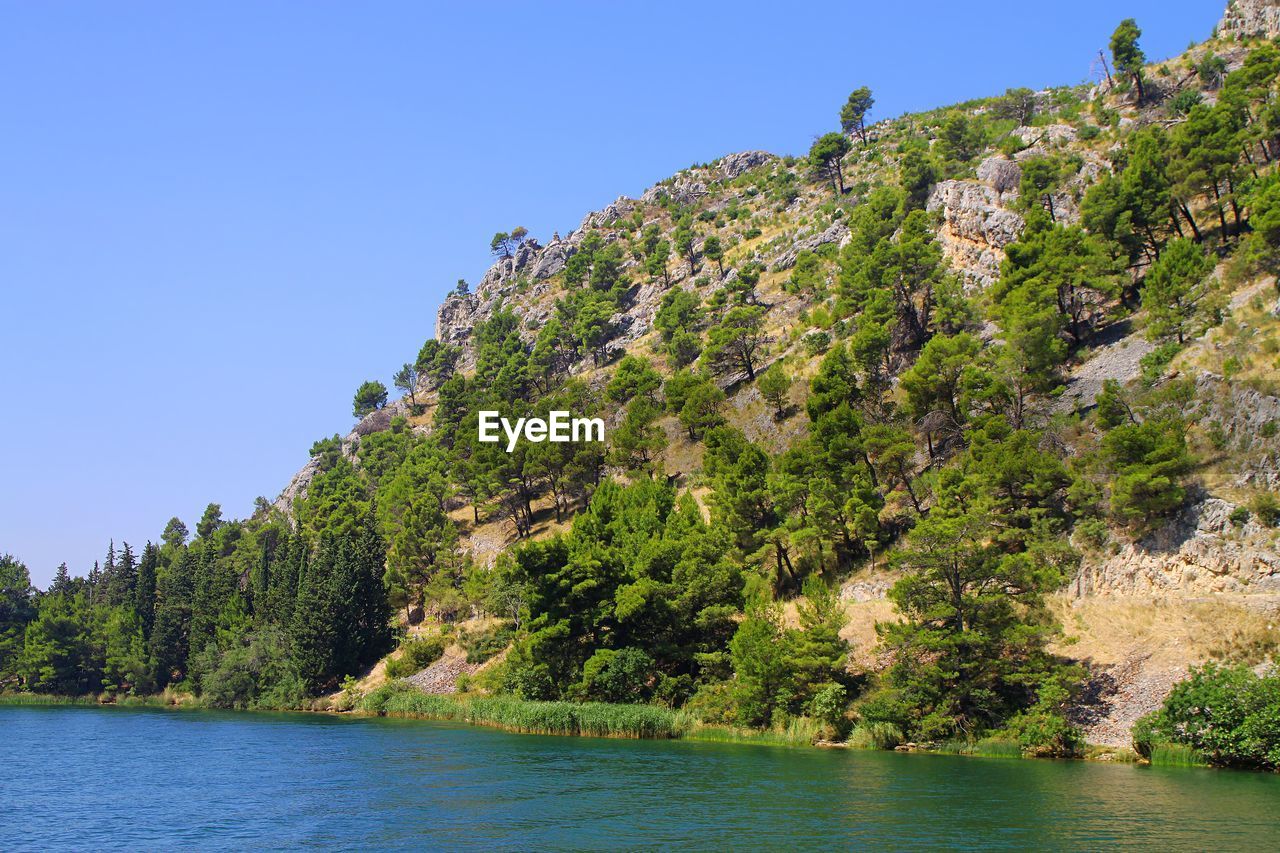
[361,684,688,739]
[0,693,172,708]
[938,737,1023,758]
[361,683,824,744]
[848,722,904,750]
[1148,743,1208,767]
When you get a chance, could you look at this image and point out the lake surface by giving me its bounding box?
[2,705,1278,850]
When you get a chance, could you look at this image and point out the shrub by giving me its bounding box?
[462,623,515,664]
[1250,492,1280,527]
[577,647,654,703]
[808,683,851,740]
[803,331,832,356]
[1004,706,1083,757]
[385,635,446,679]
[1134,664,1280,769]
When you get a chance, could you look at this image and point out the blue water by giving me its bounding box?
[1,705,1277,850]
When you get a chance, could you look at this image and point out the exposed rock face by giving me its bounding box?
[1220,0,1280,39]
[434,233,581,372]
[714,150,775,180]
[272,456,321,516]
[840,576,895,603]
[436,291,479,361]
[434,151,781,374]
[976,156,1021,199]
[1053,325,1155,414]
[1194,371,1280,490]
[403,648,482,694]
[927,180,1025,287]
[578,196,636,231]
[1013,123,1078,147]
[641,151,775,206]
[1072,499,1280,606]
[1069,655,1190,747]
[770,221,851,271]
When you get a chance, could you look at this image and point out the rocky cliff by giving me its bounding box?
[1220,0,1280,39]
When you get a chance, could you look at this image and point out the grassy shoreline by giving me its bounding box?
[355,683,820,746]
[2,689,1149,763]
[0,692,177,708]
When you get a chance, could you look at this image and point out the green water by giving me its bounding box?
[1,705,1277,850]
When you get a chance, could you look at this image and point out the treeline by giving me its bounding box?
[0,507,391,708]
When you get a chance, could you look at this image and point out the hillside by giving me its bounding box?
[273,1,1280,749]
[6,0,1280,766]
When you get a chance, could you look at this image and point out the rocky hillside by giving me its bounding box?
[277,1,1280,746]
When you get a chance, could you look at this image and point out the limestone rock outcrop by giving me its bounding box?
[1073,499,1280,606]
[1220,0,1280,39]
[927,179,1024,287]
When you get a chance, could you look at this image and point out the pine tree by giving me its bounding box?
[1142,238,1214,344]
[150,548,196,687]
[108,541,137,608]
[135,542,159,640]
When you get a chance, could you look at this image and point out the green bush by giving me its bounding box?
[462,623,514,664]
[1004,707,1083,757]
[1134,664,1280,769]
[808,683,851,740]
[385,636,446,679]
[1250,492,1280,527]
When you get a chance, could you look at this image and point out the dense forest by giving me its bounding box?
[4,16,1280,767]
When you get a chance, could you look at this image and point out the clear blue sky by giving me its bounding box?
[1,1,1222,586]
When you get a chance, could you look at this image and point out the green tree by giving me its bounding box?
[393,362,419,407]
[703,235,725,277]
[1103,417,1194,530]
[606,355,663,405]
[936,112,985,174]
[161,517,188,551]
[840,87,875,143]
[674,216,697,275]
[1110,18,1146,103]
[809,132,852,195]
[875,474,1076,740]
[702,305,770,381]
[150,548,196,687]
[415,339,459,389]
[490,231,513,258]
[646,238,672,285]
[679,380,726,441]
[1141,238,1214,344]
[135,542,159,641]
[353,380,389,419]
[608,398,665,473]
[19,592,99,694]
[0,554,34,684]
[757,361,792,418]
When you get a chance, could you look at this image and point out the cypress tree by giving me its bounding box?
[290,536,342,693]
[150,548,196,687]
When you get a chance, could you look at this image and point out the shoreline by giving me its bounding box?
[2,690,1144,763]
[18,691,1276,776]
